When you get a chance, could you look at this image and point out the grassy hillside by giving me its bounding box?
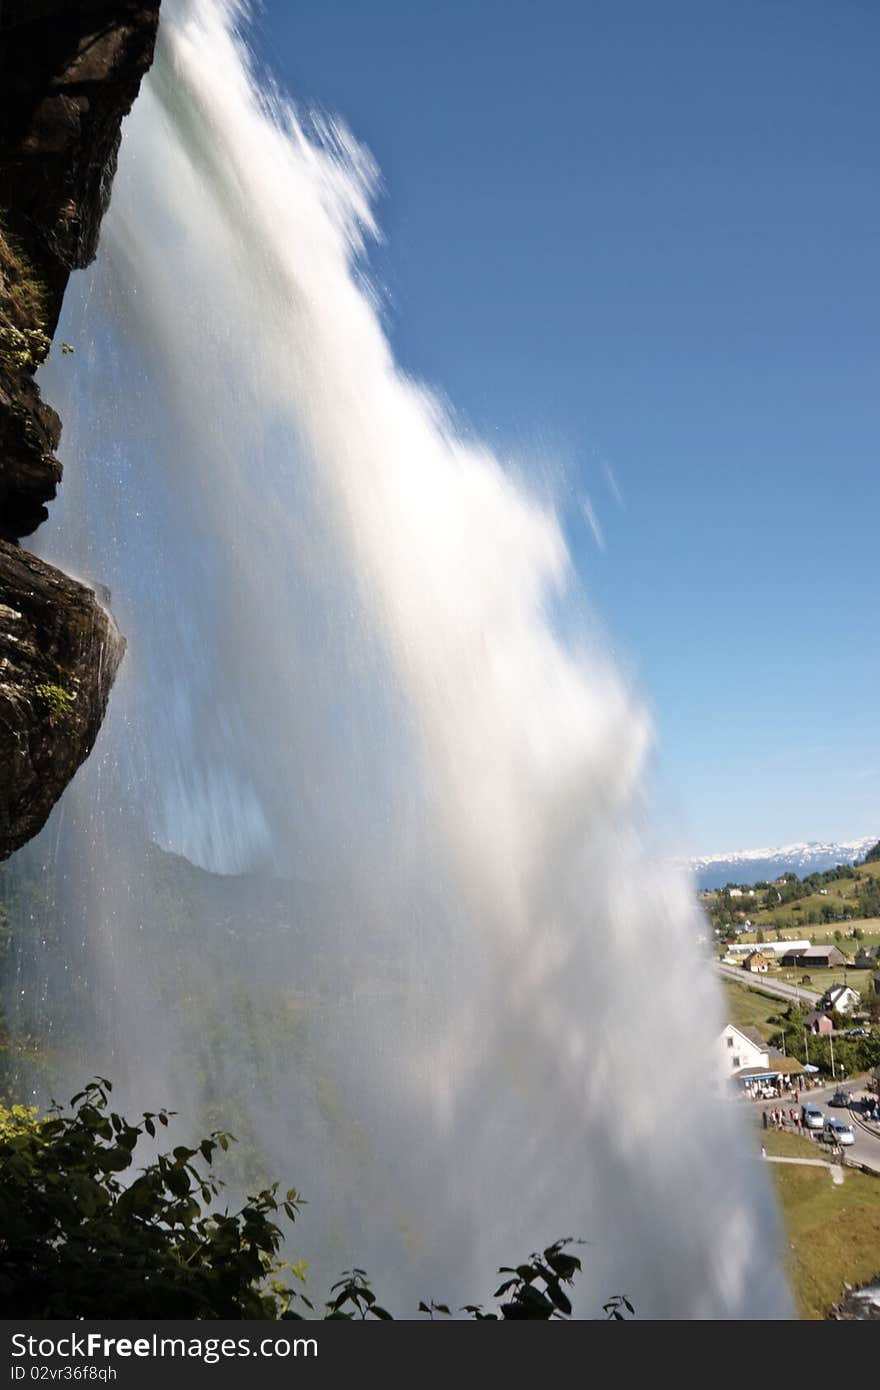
[760,1130,880,1318]
[705,850,880,936]
[722,979,782,1040]
[733,919,880,948]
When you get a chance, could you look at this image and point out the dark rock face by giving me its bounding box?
[0,539,125,859]
[0,1,161,857]
[1,0,161,539]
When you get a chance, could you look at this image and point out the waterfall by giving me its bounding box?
[16,0,791,1316]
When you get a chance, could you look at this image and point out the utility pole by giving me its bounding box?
[830,1033,836,1081]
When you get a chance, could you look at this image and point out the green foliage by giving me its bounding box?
[0,1104,37,1140]
[0,1080,305,1318]
[857,876,880,918]
[0,224,49,337]
[705,855,880,933]
[416,1238,598,1321]
[863,841,880,865]
[770,1005,880,1075]
[0,1082,626,1321]
[325,1269,392,1320]
[0,325,50,371]
[34,682,75,728]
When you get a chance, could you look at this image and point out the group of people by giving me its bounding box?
[747,1074,821,1102]
[763,1104,804,1133]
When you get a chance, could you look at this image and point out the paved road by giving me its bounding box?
[758,1079,880,1175]
[716,962,820,1007]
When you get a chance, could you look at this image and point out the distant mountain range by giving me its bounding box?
[689,835,878,891]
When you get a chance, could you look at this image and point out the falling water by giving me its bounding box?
[12,0,791,1316]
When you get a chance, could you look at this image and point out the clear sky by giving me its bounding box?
[249,0,878,856]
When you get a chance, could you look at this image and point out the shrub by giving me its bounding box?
[0,1081,626,1321]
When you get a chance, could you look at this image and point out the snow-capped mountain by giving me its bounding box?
[689,835,878,891]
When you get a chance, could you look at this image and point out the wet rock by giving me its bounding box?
[0,0,161,539]
[828,1272,880,1319]
[0,2,161,854]
[0,539,125,860]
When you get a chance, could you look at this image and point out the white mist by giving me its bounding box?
[30,0,791,1317]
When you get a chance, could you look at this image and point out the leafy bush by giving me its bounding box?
[34,682,75,728]
[0,1081,629,1321]
[0,1080,300,1318]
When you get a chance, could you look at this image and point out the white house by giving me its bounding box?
[821,983,860,1016]
[718,1024,769,1079]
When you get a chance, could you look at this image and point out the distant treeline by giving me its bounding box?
[705,842,880,933]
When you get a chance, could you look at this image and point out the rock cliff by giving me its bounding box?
[0,0,161,858]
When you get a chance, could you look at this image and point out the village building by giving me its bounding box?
[779,944,847,969]
[717,1025,791,1095]
[820,984,860,1016]
[854,944,880,969]
[718,1024,768,1078]
[803,1011,834,1035]
[724,939,808,958]
[742,949,769,974]
[767,1050,804,1077]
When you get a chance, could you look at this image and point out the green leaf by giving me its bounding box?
[545,1281,572,1315]
[166,1166,190,1197]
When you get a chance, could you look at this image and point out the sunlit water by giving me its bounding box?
[14,0,792,1316]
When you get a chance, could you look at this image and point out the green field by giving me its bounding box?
[779,965,876,994]
[722,979,782,1040]
[734,919,880,948]
[760,1130,880,1318]
[752,887,861,926]
[707,856,880,934]
[724,964,876,1008]
[725,984,880,1317]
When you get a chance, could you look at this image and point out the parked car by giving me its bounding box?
[847,1028,870,1037]
[823,1118,855,1147]
[801,1104,824,1130]
[829,1090,850,1108]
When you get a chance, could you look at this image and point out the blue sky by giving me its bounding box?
[251,0,879,855]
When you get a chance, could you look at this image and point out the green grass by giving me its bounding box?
[752,1125,880,1317]
[772,964,876,997]
[722,979,782,1040]
[766,1153,880,1318]
[709,859,880,933]
[735,920,880,948]
[0,226,48,336]
[762,1129,825,1159]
